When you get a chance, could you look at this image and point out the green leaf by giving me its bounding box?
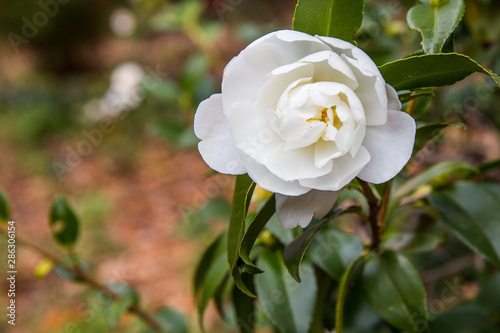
[382,205,447,253]
[103,285,138,329]
[194,231,229,328]
[255,250,317,333]
[361,251,428,332]
[266,215,294,246]
[407,0,465,54]
[293,0,364,42]
[308,229,364,280]
[155,307,188,333]
[335,250,369,333]
[239,194,276,270]
[228,174,256,296]
[0,191,10,224]
[283,206,362,283]
[412,122,465,156]
[429,304,497,333]
[380,53,500,91]
[477,273,500,315]
[388,161,477,216]
[429,182,500,266]
[232,274,256,333]
[49,197,79,247]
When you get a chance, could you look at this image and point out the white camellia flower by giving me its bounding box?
[194,30,416,229]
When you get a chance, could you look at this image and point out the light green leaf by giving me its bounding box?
[407,0,465,54]
[0,191,10,224]
[49,197,79,247]
[380,53,500,91]
[155,307,188,333]
[103,285,138,329]
[293,0,364,42]
[388,161,478,217]
[283,206,362,283]
[308,229,364,280]
[239,194,276,271]
[255,250,317,333]
[429,182,500,266]
[228,174,256,296]
[362,251,428,332]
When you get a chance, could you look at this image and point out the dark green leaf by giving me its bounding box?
[240,194,276,270]
[407,0,465,54]
[308,229,364,280]
[382,205,447,253]
[194,231,229,328]
[479,158,500,174]
[429,304,497,333]
[283,206,362,282]
[429,182,500,266]
[362,251,428,332]
[49,197,79,247]
[335,250,369,333]
[412,122,465,156]
[155,307,188,333]
[380,53,500,91]
[477,273,500,315]
[255,250,317,333]
[228,174,256,296]
[232,275,256,333]
[293,0,364,42]
[0,191,10,224]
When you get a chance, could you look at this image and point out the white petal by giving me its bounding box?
[357,110,416,183]
[237,151,309,196]
[222,30,331,117]
[300,146,371,191]
[276,190,340,229]
[194,94,246,174]
[386,83,401,111]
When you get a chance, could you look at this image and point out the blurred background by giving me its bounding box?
[0,0,499,332]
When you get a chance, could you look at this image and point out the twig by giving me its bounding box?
[0,228,164,332]
[357,179,381,250]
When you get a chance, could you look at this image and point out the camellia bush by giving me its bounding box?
[193,0,500,333]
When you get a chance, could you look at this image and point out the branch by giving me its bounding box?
[357,179,381,250]
[0,228,164,332]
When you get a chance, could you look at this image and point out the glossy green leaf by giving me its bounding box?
[362,251,428,333]
[49,197,79,247]
[194,231,229,328]
[380,53,500,91]
[228,174,256,296]
[0,191,10,224]
[407,0,465,54]
[382,205,447,253]
[232,275,256,333]
[412,123,465,156]
[308,229,364,280]
[293,0,364,42]
[429,182,500,266]
[239,194,276,271]
[283,206,362,283]
[255,250,317,333]
[335,250,369,333]
[155,307,188,333]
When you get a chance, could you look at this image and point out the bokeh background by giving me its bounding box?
[0,0,499,332]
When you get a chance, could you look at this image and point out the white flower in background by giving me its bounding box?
[110,8,137,38]
[84,62,145,121]
[194,30,416,229]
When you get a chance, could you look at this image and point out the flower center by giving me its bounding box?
[306,106,343,131]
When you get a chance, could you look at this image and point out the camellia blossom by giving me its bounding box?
[194,30,416,229]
